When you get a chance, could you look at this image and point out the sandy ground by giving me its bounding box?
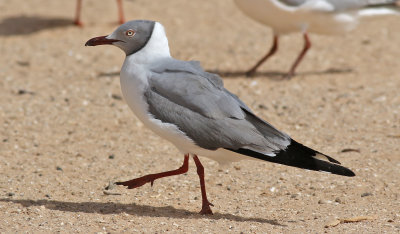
[1,0,400,232]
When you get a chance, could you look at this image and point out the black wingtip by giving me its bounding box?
[274,140,356,177]
[315,158,356,177]
[344,169,356,177]
[227,139,355,177]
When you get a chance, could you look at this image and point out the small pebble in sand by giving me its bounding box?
[340,148,361,153]
[318,199,332,204]
[335,197,343,204]
[104,181,116,190]
[17,89,35,95]
[111,94,122,100]
[56,166,63,171]
[361,192,373,197]
[16,61,30,67]
[103,190,122,196]
[258,104,268,110]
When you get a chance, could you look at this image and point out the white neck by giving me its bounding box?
[127,22,171,65]
[119,22,172,125]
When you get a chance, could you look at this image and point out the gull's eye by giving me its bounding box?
[125,29,135,37]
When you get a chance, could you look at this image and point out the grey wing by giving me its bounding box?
[152,59,252,113]
[146,64,290,154]
[145,88,290,154]
[149,60,243,119]
[281,0,399,12]
[150,58,223,88]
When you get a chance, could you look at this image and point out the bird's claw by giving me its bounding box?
[116,176,153,189]
[199,200,214,215]
[199,205,214,215]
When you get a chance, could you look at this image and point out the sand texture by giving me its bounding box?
[1,0,399,232]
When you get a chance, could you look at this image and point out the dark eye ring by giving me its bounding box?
[125,30,135,37]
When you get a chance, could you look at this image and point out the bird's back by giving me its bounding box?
[235,0,360,34]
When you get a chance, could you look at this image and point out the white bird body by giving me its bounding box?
[235,0,360,34]
[119,23,248,164]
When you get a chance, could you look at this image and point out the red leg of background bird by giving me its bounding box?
[193,155,214,215]
[286,33,311,78]
[116,154,189,189]
[246,34,279,77]
[74,0,83,26]
[116,0,125,24]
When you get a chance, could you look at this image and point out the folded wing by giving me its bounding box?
[146,59,354,176]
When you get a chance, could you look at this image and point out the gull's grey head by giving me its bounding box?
[85,20,155,55]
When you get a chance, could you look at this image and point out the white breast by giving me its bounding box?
[120,61,197,155]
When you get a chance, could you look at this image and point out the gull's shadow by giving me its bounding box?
[0,16,73,36]
[0,198,285,226]
[209,68,353,80]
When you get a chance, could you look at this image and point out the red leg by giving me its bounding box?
[116,154,189,189]
[116,0,125,24]
[74,0,83,26]
[193,155,214,215]
[246,34,279,77]
[286,32,311,78]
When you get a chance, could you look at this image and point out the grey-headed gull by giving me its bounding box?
[85,20,355,215]
[234,0,400,77]
[74,0,125,26]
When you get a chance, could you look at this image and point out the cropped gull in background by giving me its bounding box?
[74,0,125,26]
[234,0,400,78]
[85,20,355,215]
